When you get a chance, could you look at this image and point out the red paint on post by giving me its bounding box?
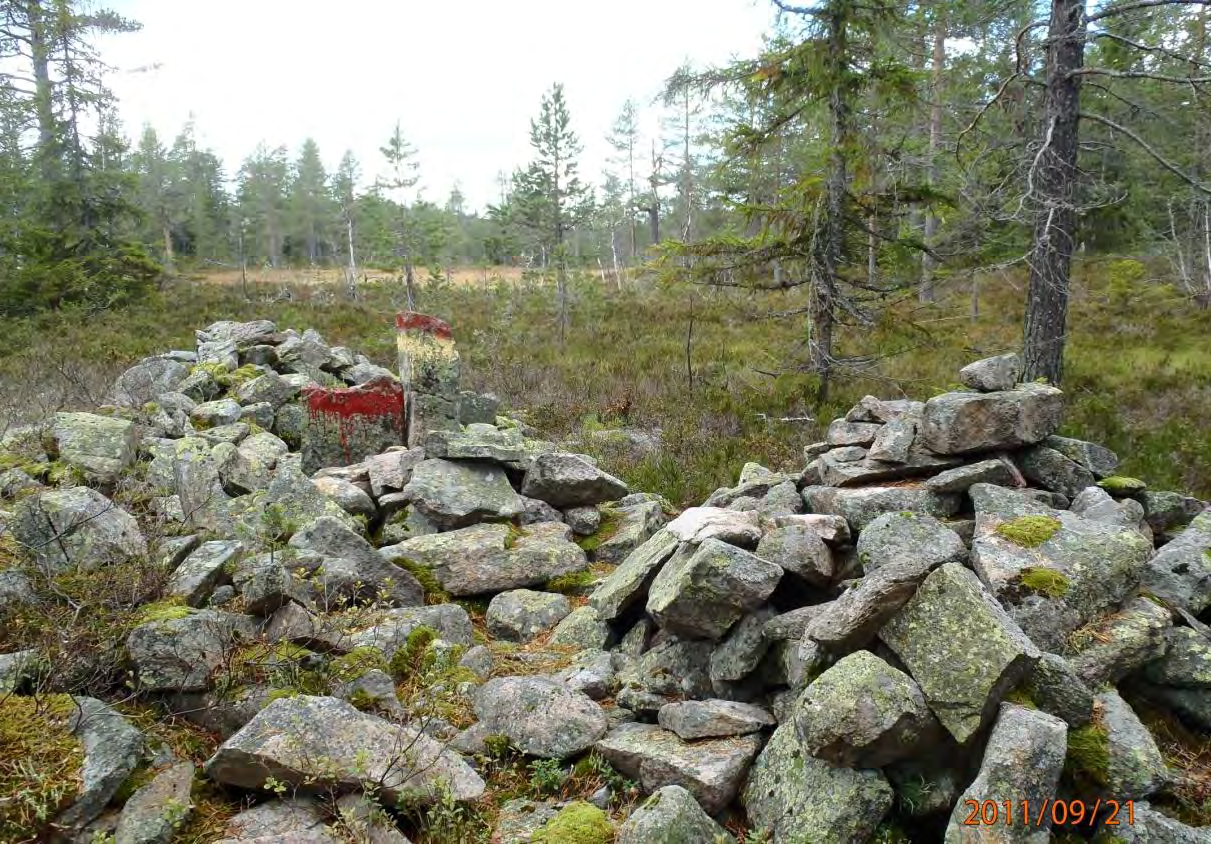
[395,312,453,340]
[302,377,405,456]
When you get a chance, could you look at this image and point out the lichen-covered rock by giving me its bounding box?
[803,550,953,657]
[919,383,1064,455]
[382,522,588,597]
[1097,690,1170,800]
[212,797,339,843]
[12,486,147,573]
[658,699,775,740]
[113,760,195,844]
[553,648,617,700]
[646,538,782,640]
[742,722,893,843]
[617,637,714,702]
[803,486,960,531]
[167,539,241,607]
[232,552,311,616]
[289,515,423,606]
[970,483,1155,652]
[1067,597,1171,686]
[191,398,243,430]
[400,458,523,528]
[1030,652,1095,728]
[1044,434,1120,478]
[346,604,474,658]
[0,648,46,692]
[1140,510,1211,614]
[959,353,1022,392]
[55,696,145,834]
[312,475,377,521]
[562,505,601,536]
[1071,486,1148,529]
[589,528,680,621]
[943,704,1067,844]
[424,425,526,464]
[473,676,607,759]
[589,498,669,565]
[769,513,852,545]
[925,458,1020,493]
[867,411,918,463]
[826,419,883,446]
[596,722,763,815]
[710,606,776,685]
[550,605,613,650]
[204,695,485,805]
[486,589,573,643]
[365,447,425,497]
[794,650,938,768]
[1099,801,1211,842]
[127,609,257,692]
[521,452,628,507]
[1141,627,1211,689]
[664,506,761,548]
[51,411,140,483]
[856,512,966,574]
[616,785,735,844]
[755,524,834,587]
[1016,445,1097,498]
[879,563,1040,744]
[109,356,192,408]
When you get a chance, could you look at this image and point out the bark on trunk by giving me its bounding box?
[920,15,946,302]
[1023,0,1085,385]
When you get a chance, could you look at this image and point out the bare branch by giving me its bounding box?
[1073,67,1211,83]
[1080,110,1211,194]
[1090,30,1210,67]
[1088,0,1211,24]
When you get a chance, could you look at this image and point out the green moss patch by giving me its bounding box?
[329,647,389,684]
[575,508,623,554]
[133,598,193,626]
[545,570,598,595]
[394,559,450,605]
[532,801,613,844]
[1064,721,1111,787]
[389,625,439,680]
[1098,476,1147,495]
[1018,567,1071,599]
[995,515,1061,547]
[0,694,84,840]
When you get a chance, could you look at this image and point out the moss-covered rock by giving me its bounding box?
[996,515,1062,547]
[533,801,614,844]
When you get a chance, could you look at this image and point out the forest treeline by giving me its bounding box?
[1,0,1209,387]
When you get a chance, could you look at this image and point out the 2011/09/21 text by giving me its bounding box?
[962,799,1135,828]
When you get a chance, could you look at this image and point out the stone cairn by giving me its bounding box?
[2,327,1210,842]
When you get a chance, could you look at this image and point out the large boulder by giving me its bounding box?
[521,452,628,508]
[803,486,960,531]
[382,522,587,597]
[943,703,1067,843]
[658,699,775,740]
[204,695,485,806]
[918,383,1064,455]
[1067,597,1171,686]
[346,604,475,657]
[288,516,423,607]
[645,538,782,640]
[856,512,966,574]
[1097,690,1171,800]
[109,356,192,408]
[55,696,145,835]
[167,539,241,607]
[1140,510,1211,614]
[970,483,1155,652]
[755,525,834,587]
[590,497,668,565]
[959,353,1022,392]
[51,411,139,484]
[742,722,893,843]
[596,723,763,815]
[400,458,523,528]
[424,426,526,464]
[616,785,735,844]
[473,676,607,759]
[212,798,340,843]
[1016,445,1097,498]
[485,590,572,643]
[794,651,938,768]
[112,760,196,844]
[127,609,257,692]
[12,487,146,573]
[589,529,680,621]
[664,507,762,547]
[879,563,1040,744]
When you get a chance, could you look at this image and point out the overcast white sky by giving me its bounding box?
[98,0,777,213]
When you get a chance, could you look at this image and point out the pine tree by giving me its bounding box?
[287,138,332,264]
[377,122,421,309]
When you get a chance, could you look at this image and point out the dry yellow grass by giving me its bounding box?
[193,265,530,288]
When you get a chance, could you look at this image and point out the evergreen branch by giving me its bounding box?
[1089,30,1210,67]
[1079,111,1211,194]
[1087,0,1211,24]
[1072,68,1211,84]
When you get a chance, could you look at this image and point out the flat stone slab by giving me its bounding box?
[299,377,404,474]
[596,723,763,815]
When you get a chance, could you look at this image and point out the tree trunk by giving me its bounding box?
[162,225,175,271]
[346,215,358,299]
[1023,0,1084,385]
[920,14,946,302]
[813,7,848,406]
[28,1,57,184]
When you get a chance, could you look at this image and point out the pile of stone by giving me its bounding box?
[2,334,1210,844]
